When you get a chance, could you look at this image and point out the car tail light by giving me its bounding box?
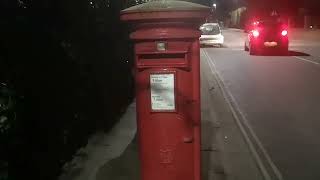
[281,30,288,36]
[252,30,260,38]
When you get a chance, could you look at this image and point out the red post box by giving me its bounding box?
[121,1,209,180]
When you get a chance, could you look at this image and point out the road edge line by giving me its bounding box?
[202,49,283,180]
[293,56,320,65]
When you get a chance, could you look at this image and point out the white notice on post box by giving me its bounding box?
[150,74,175,111]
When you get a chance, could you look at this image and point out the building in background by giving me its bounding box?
[229,6,247,28]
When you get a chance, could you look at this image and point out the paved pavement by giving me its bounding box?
[59,103,137,180]
[202,28,320,180]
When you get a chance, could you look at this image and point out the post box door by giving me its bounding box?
[136,67,196,180]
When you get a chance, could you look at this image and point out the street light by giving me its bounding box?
[213,3,216,9]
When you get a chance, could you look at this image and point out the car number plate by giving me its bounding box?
[264,42,278,47]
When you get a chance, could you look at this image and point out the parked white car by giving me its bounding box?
[199,23,224,47]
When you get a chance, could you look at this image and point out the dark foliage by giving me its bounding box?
[0,0,134,179]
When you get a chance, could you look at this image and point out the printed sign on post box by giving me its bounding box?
[150,73,175,111]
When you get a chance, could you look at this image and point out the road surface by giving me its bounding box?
[202,28,320,180]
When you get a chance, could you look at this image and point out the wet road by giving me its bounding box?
[202,28,320,180]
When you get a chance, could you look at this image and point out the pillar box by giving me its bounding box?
[121,1,209,180]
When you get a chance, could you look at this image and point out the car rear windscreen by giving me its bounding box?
[201,25,221,35]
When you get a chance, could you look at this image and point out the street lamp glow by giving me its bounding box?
[213,3,216,8]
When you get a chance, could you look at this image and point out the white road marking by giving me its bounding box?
[294,56,320,65]
[202,47,243,51]
[202,49,284,180]
[230,48,243,51]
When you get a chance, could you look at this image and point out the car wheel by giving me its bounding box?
[281,47,289,55]
[244,43,249,51]
[249,45,257,55]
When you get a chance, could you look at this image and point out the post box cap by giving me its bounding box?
[122,0,209,13]
[121,0,210,22]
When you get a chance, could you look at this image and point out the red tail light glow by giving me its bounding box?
[252,30,260,37]
[281,30,288,36]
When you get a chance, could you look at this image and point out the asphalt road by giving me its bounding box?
[202,28,320,180]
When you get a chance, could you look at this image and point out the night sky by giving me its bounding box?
[213,0,320,16]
